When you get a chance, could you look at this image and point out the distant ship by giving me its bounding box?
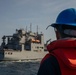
[0,27,48,61]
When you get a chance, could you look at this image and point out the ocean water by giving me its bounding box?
[0,61,40,75]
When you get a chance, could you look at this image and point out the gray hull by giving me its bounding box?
[3,50,48,61]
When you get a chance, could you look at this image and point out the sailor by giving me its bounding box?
[37,8,76,75]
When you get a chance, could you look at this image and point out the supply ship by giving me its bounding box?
[0,26,48,61]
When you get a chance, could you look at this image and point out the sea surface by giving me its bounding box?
[0,61,40,75]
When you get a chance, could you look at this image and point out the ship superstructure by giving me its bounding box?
[0,27,48,61]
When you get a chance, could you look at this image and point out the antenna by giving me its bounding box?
[30,23,32,32]
[26,26,27,32]
[37,25,38,34]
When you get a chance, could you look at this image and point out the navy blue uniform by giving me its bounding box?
[37,55,61,75]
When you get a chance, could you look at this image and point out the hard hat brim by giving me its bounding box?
[51,23,76,27]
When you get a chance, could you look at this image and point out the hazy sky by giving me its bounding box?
[0,0,76,44]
